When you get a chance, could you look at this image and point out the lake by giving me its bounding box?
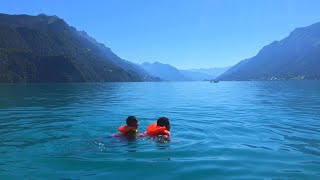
[0,81,320,179]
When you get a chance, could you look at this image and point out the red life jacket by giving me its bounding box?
[146,122,170,136]
[118,125,137,136]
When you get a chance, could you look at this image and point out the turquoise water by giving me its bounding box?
[0,81,320,179]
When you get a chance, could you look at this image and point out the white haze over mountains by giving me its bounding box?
[140,62,231,81]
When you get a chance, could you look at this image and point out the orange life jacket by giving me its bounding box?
[146,122,170,136]
[118,125,137,136]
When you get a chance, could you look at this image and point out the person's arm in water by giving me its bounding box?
[137,132,147,137]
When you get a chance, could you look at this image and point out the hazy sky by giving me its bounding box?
[1,0,320,69]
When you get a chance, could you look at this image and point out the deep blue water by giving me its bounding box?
[0,81,320,179]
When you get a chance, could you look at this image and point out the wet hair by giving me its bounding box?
[126,116,138,127]
[157,117,170,130]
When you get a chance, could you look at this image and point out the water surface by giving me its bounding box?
[0,81,320,179]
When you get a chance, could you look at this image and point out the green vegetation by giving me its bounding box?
[0,13,156,83]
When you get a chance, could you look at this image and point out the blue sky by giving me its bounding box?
[1,0,320,69]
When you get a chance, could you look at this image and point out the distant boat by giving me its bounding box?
[210,80,219,83]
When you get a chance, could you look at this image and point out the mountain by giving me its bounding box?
[179,70,213,81]
[76,30,154,81]
[181,67,231,80]
[140,62,189,81]
[0,13,156,83]
[140,62,230,81]
[218,22,320,81]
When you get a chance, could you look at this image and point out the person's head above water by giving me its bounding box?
[113,116,139,138]
[157,116,170,131]
[126,116,138,127]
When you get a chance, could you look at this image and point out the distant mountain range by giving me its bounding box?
[140,62,230,81]
[181,67,231,81]
[140,62,188,81]
[187,67,231,77]
[0,13,157,82]
[2,13,318,82]
[218,22,320,80]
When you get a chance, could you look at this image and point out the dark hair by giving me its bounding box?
[126,116,138,127]
[157,117,170,130]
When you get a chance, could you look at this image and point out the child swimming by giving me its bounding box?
[113,116,139,139]
[145,116,171,137]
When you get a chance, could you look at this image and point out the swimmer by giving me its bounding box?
[113,116,139,139]
[144,116,170,138]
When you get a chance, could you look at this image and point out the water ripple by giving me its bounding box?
[0,81,320,178]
